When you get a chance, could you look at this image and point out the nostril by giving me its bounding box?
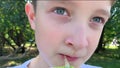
[65,38,73,47]
[65,36,88,50]
[67,42,73,46]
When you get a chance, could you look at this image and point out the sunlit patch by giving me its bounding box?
[105,45,118,49]
[2,61,20,67]
[8,61,18,65]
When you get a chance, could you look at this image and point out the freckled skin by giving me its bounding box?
[25,1,112,68]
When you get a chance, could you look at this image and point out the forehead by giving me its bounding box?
[36,1,111,16]
[37,1,112,9]
[37,0,112,5]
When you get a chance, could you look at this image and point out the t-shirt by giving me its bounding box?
[7,59,102,68]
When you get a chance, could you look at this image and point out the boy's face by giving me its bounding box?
[26,1,111,68]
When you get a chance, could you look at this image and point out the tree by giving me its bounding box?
[0,0,34,58]
[95,0,120,53]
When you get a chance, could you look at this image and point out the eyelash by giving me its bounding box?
[90,16,105,24]
[52,7,70,16]
[50,7,106,25]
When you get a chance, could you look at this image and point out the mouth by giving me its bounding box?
[59,54,79,62]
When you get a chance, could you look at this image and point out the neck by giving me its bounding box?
[28,55,50,68]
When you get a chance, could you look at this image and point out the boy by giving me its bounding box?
[11,0,114,68]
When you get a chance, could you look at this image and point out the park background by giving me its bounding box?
[0,0,120,68]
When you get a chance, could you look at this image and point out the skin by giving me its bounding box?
[25,1,111,68]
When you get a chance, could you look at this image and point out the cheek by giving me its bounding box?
[35,22,65,53]
[44,30,63,46]
[87,30,102,53]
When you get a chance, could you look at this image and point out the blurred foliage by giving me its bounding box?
[104,0,120,44]
[96,0,120,53]
[0,0,34,56]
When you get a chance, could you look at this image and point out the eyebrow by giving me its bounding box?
[47,1,111,17]
[48,0,75,6]
[94,9,111,17]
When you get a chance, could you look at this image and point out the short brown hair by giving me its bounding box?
[32,0,36,11]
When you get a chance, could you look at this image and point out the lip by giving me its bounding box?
[59,54,79,62]
[65,55,79,61]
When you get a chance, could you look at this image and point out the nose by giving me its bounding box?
[65,25,88,50]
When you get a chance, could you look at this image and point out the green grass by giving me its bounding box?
[0,47,38,68]
[86,49,120,68]
[86,54,120,68]
[105,44,119,49]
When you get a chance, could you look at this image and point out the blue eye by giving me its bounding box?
[53,7,68,16]
[92,17,104,24]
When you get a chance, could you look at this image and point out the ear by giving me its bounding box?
[25,2,35,30]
